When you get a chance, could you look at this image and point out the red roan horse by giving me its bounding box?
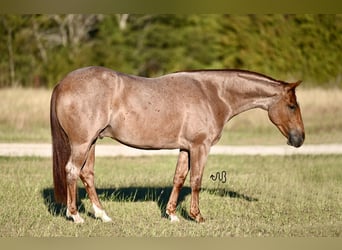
[50,67,305,223]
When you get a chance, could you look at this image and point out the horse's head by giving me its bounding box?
[268,81,305,148]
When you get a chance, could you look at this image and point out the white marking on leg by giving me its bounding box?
[169,214,180,223]
[66,209,84,224]
[166,210,180,223]
[92,203,112,222]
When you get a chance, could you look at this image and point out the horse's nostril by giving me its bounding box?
[288,130,304,148]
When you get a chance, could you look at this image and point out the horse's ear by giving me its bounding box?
[286,80,302,91]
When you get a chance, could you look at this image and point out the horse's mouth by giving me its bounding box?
[287,130,305,148]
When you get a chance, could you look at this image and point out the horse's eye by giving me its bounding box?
[288,104,296,111]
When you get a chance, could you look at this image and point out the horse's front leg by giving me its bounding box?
[189,144,210,223]
[166,149,189,222]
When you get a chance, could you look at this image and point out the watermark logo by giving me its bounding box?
[210,171,227,183]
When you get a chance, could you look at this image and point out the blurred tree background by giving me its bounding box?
[0,14,341,88]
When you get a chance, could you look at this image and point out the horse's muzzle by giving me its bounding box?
[287,130,305,148]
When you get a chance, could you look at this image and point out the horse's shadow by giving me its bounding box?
[42,186,258,221]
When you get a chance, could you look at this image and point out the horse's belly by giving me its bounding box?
[107,111,183,149]
[113,129,181,149]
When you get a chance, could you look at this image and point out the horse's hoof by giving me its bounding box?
[195,215,205,223]
[93,204,113,223]
[66,209,85,224]
[190,212,205,223]
[169,214,180,223]
[95,212,112,223]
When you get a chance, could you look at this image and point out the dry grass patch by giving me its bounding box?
[0,88,51,142]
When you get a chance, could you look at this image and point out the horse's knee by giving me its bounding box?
[173,175,186,188]
[190,176,202,191]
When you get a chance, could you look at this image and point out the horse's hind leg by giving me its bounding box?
[80,143,112,222]
[166,149,189,222]
[65,143,90,223]
[65,143,95,223]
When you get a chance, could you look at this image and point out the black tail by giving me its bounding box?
[50,85,70,205]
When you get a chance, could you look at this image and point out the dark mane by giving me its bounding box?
[175,69,286,85]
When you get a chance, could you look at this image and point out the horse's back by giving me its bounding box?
[53,66,227,150]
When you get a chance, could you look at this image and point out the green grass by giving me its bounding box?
[0,154,341,237]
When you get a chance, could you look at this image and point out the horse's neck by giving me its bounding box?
[220,77,281,118]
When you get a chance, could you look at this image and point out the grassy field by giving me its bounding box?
[0,87,341,237]
[0,154,340,237]
[0,87,342,144]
